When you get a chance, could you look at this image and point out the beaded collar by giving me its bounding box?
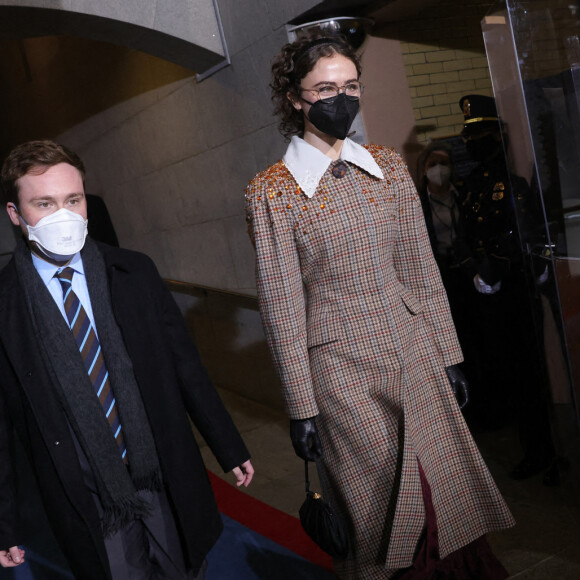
[282,136,384,198]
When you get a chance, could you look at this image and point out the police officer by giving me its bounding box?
[460,95,532,289]
[459,94,556,481]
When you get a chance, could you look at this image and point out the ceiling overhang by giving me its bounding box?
[0,0,227,75]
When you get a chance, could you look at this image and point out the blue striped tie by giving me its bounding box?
[56,267,127,462]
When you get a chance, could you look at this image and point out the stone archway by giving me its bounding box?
[0,0,227,74]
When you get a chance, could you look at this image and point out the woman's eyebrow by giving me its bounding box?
[310,78,358,87]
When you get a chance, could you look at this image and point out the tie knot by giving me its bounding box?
[56,267,75,282]
[56,267,74,294]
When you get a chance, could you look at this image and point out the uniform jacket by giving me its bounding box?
[460,156,534,285]
[0,242,249,579]
[245,144,514,579]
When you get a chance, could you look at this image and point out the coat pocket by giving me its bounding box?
[398,286,424,315]
[307,313,345,348]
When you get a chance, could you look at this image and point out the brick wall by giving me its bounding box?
[376,0,496,143]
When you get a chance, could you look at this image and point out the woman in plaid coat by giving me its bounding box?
[245,35,515,579]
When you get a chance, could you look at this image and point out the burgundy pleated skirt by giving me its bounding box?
[397,462,509,580]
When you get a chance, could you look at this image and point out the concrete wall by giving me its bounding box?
[56,44,277,295]
[170,286,284,411]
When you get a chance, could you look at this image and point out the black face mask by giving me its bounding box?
[465,135,502,163]
[306,93,360,140]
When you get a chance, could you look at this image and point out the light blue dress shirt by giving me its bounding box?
[31,252,98,337]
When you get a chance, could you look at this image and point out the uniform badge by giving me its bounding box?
[462,98,471,117]
[492,181,505,200]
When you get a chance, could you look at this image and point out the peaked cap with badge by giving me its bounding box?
[460,94,504,137]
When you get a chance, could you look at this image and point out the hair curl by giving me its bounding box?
[270,33,362,139]
[1,140,85,205]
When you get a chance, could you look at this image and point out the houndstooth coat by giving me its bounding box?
[245,144,514,579]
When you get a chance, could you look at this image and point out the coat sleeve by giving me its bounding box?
[0,359,21,550]
[145,256,250,473]
[245,169,319,420]
[388,149,463,367]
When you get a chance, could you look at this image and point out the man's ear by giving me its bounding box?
[287,90,302,111]
[6,203,20,227]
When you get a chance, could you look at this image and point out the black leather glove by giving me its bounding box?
[290,417,322,461]
[446,365,469,409]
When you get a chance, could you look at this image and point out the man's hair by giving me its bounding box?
[1,140,85,205]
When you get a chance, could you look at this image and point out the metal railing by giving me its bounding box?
[164,279,259,308]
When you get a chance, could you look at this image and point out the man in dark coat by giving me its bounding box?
[0,140,254,579]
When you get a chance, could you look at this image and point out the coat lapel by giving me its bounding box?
[0,260,100,521]
[0,261,51,388]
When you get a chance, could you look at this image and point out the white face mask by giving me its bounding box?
[22,208,88,259]
[426,164,451,187]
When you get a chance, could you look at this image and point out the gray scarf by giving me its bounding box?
[14,237,162,536]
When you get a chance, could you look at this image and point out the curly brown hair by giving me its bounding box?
[270,34,362,139]
[1,140,86,205]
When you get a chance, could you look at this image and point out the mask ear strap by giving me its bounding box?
[299,95,316,106]
[11,204,29,226]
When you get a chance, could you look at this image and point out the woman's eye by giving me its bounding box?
[318,86,335,95]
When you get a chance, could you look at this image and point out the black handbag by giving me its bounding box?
[299,459,349,560]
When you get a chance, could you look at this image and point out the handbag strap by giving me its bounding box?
[304,459,311,494]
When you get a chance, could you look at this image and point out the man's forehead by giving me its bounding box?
[16,178,85,205]
[20,162,81,178]
[18,165,82,186]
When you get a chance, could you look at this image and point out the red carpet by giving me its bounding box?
[208,471,334,572]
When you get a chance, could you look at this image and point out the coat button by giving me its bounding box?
[54,441,60,446]
[27,371,32,377]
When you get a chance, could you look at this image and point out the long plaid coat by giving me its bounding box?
[245,145,514,579]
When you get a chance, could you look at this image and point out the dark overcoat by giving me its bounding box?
[0,242,249,579]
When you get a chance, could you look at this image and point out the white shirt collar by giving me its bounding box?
[282,136,384,198]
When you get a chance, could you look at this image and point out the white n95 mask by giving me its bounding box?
[426,164,451,187]
[24,208,88,259]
